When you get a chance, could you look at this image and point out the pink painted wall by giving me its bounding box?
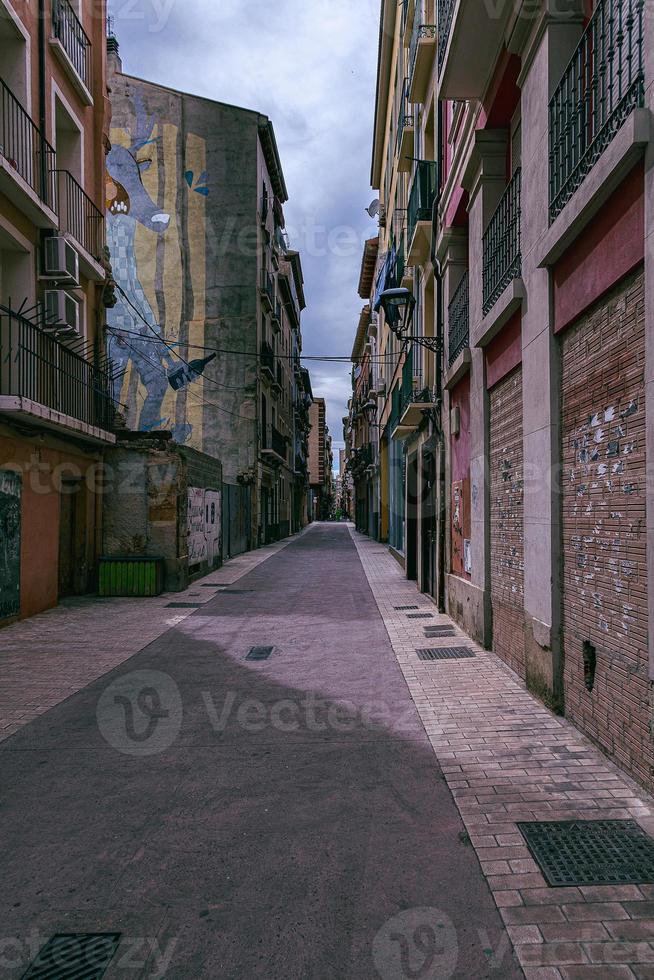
[485,311,522,390]
[553,165,645,334]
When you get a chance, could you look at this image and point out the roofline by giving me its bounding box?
[351,304,371,363]
[259,119,289,204]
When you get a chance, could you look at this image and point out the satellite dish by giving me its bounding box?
[365,199,380,219]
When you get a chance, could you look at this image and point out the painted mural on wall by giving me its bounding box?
[106,92,210,447]
[0,470,21,620]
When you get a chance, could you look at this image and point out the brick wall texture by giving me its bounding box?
[560,266,651,791]
[489,367,526,679]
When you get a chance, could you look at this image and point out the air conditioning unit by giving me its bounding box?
[44,290,81,335]
[42,237,79,285]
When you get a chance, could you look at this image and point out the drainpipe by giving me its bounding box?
[38,0,48,202]
[434,99,446,614]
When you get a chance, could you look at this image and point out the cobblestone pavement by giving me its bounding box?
[351,528,654,980]
[0,532,305,745]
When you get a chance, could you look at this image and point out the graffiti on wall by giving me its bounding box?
[188,487,221,567]
[106,92,210,447]
[0,470,21,619]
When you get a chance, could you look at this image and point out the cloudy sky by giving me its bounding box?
[108,0,381,468]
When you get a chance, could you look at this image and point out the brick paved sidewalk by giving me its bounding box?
[351,528,654,980]
[0,530,306,745]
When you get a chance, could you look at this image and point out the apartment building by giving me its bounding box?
[358,0,654,796]
[308,397,333,520]
[0,0,112,621]
[106,38,310,557]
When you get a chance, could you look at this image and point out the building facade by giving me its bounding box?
[106,39,309,557]
[308,397,333,520]
[0,0,113,622]
[356,0,654,797]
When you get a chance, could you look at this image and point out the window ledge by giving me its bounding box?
[474,278,524,349]
[49,37,93,107]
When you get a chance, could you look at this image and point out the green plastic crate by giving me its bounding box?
[99,556,165,597]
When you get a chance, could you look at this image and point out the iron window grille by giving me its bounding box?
[482,168,521,316]
[437,0,456,76]
[52,0,92,91]
[448,270,469,366]
[0,78,57,211]
[549,0,644,222]
[0,305,113,429]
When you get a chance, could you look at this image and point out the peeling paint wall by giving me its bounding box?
[561,268,650,788]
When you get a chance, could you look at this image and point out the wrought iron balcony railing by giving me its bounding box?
[549,0,644,223]
[482,168,521,316]
[52,0,92,91]
[407,160,438,249]
[260,340,275,376]
[0,78,57,211]
[0,305,113,429]
[56,170,104,261]
[260,270,274,307]
[396,77,414,152]
[271,426,286,461]
[409,22,437,85]
[437,0,456,76]
[448,270,469,366]
[400,371,433,418]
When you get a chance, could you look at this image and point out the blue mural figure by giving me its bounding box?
[106,100,190,439]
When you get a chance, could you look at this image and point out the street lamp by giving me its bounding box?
[379,287,440,354]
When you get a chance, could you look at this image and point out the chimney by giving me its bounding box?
[106,16,122,73]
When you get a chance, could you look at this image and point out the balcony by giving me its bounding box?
[271,298,282,333]
[0,305,114,442]
[260,270,274,311]
[409,22,437,104]
[483,169,521,316]
[549,0,644,223]
[51,0,92,104]
[260,340,275,379]
[396,78,414,172]
[402,0,415,45]
[0,79,57,226]
[56,170,104,277]
[262,425,287,465]
[271,360,283,399]
[407,160,437,266]
[394,372,435,439]
[437,0,512,100]
[448,270,469,367]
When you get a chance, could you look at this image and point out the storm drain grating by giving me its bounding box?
[424,627,456,636]
[417,647,476,661]
[246,646,274,661]
[21,933,121,979]
[407,613,434,619]
[220,589,255,595]
[518,820,654,887]
[394,605,419,610]
[165,602,203,608]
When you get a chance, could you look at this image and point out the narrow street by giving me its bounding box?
[1,523,521,979]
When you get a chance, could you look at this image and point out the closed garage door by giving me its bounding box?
[560,268,650,788]
[489,367,525,677]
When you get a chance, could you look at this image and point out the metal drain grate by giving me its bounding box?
[407,613,434,619]
[21,933,121,979]
[417,647,476,661]
[518,820,654,887]
[424,627,456,636]
[395,605,419,610]
[246,646,274,661]
[220,589,255,595]
[165,602,203,608]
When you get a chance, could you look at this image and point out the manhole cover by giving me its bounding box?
[408,613,434,619]
[417,647,476,661]
[246,646,274,661]
[518,820,654,887]
[165,602,203,608]
[21,933,121,979]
